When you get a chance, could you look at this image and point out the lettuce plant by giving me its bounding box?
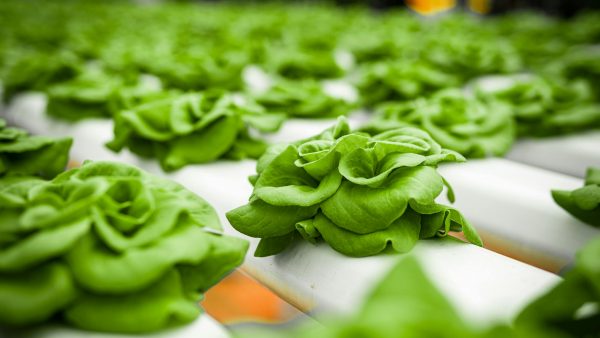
[0,161,248,332]
[422,34,523,81]
[355,60,461,107]
[542,47,600,96]
[227,117,481,257]
[490,13,567,69]
[45,69,138,120]
[338,26,413,64]
[263,46,344,80]
[0,49,81,102]
[516,236,600,337]
[336,10,421,64]
[364,89,516,158]
[552,167,600,227]
[252,79,353,118]
[46,68,173,121]
[145,52,247,92]
[478,76,600,137]
[106,91,286,171]
[0,119,72,179]
[562,12,600,44]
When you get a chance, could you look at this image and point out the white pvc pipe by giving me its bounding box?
[438,159,600,271]
[507,133,600,178]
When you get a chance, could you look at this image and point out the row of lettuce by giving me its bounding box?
[32,69,600,171]
[1,1,598,93]
[25,64,600,165]
[1,114,598,334]
[1,1,600,171]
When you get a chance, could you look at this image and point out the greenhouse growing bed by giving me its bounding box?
[4,93,598,273]
[0,93,572,325]
[2,63,599,338]
[1,1,600,337]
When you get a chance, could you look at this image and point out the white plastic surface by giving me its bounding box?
[438,159,600,270]
[0,315,230,338]
[242,238,559,325]
[507,132,600,178]
[1,93,565,326]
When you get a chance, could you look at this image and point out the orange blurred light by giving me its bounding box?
[202,271,301,325]
[406,0,457,16]
[469,0,492,14]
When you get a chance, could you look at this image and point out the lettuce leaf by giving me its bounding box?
[0,263,77,326]
[64,269,201,333]
[552,167,600,227]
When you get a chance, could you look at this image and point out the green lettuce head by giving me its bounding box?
[44,68,169,121]
[478,75,600,137]
[365,89,516,158]
[552,167,600,228]
[0,161,248,333]
[0,119,72,179]
[45,69,135,121]
[263,46,344,80]
[355,60,461,107]
[146,51,247,92]
[227,117,481,257]
[542,46,600,97]
[0,49,81,102]
[252,79,353,118]
[106,90,286,171]
[423,34,523,81]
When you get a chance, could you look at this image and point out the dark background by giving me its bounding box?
[179,0,600,17]
[337,0,600,17]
